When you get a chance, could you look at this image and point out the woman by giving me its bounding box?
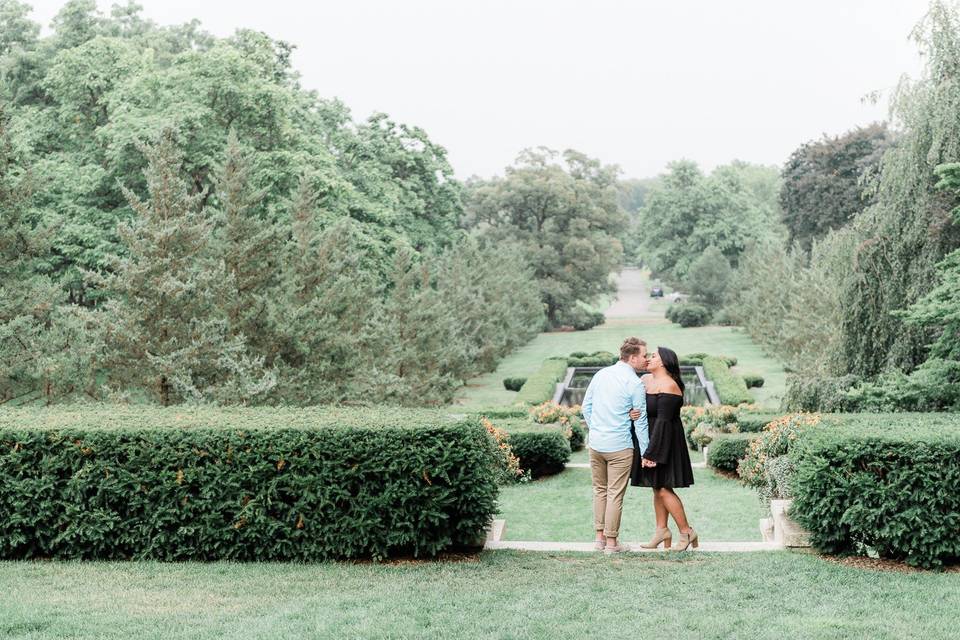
[628,346,697,550]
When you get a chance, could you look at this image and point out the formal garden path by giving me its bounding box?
[455,268,787,408]
[471,268,785,552]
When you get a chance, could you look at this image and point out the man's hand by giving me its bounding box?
[629,408,641,421]
[641,458,657,468]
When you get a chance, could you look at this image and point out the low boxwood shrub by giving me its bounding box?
[743,374,765,389]
[703,356,753,406]
[665,303,711,328]
[681,353,737,367]
[0,407,500,561]
[790,414,960,569]
[707,433,757,472]
[567,351,617,367]
[568,422,586,451]
[471,407,530,420]
[494,419,571,478]
[735,413,779,433]
[502,377,527,392]
[515,358,569,405]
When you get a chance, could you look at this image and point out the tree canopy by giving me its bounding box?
[0,1,544,406]
[464,148,625,328]
[637,160,779,286]
[780,123,891,251]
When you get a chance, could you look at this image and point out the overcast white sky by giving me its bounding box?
[27,0,932,179]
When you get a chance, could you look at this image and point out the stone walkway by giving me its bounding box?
[484,540,781,552]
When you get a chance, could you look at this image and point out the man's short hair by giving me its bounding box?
[619,337,647,361]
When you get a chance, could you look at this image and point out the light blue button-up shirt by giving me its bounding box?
[580,361,648,453]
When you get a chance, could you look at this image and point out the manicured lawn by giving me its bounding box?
[1,552,956,639]
[454,272,787,409]
[497,466,764,542]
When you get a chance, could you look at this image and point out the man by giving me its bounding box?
[580,337,649,554]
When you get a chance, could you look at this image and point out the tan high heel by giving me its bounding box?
[671,528,699,551]
[639,527,672,549]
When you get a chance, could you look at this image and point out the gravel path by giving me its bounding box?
[604,267,661,321]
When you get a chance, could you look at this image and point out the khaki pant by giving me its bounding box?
[589,447,634,538]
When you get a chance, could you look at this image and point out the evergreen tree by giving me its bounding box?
[210,129,282,355]
[433,238,543,374]
[272,177,381,404]
[0,105,100,404]
[378,247,461,404]
[685,245,733,309]
[100,130,274,405]
[0,106,57,402]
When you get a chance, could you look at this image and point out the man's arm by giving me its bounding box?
[581,379,595,429]
[631,378,649,455]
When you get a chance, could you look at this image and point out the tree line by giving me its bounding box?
[0,1,628,406]
[637,0,960,408]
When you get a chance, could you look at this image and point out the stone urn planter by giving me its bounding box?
[769,499,811,548]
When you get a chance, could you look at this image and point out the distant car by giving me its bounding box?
[650,286,664,298]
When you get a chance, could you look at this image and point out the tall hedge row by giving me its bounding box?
[790,414,960,569]
[0,407,499,561]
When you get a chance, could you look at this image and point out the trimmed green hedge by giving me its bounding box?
[790,414,960,569]
[471,407,530,420]
[680,353,738,367]
[568,422,586,451]
[707,433,757,472]
[502,377,527,392]
[703,356,753,406]
[567,351,617,367]
[665,303,711,327]
[736,413,779,433]
[515,358,569,405]
[743,374,765,389]
[0,407,499,561]
[494,418,571,478]
[508,430,571,478]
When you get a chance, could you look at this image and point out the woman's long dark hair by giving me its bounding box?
[657,346,685,395]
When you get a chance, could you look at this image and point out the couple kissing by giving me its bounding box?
[581,337,697,554]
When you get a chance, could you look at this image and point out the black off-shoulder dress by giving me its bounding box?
[630,393,695,489]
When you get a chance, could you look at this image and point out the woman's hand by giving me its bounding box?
[641,458,657,468]
[629,408,641,421]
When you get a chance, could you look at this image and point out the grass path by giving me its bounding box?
[454,268,787,409]
[2,553,957,639]
[497,466,764,542]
